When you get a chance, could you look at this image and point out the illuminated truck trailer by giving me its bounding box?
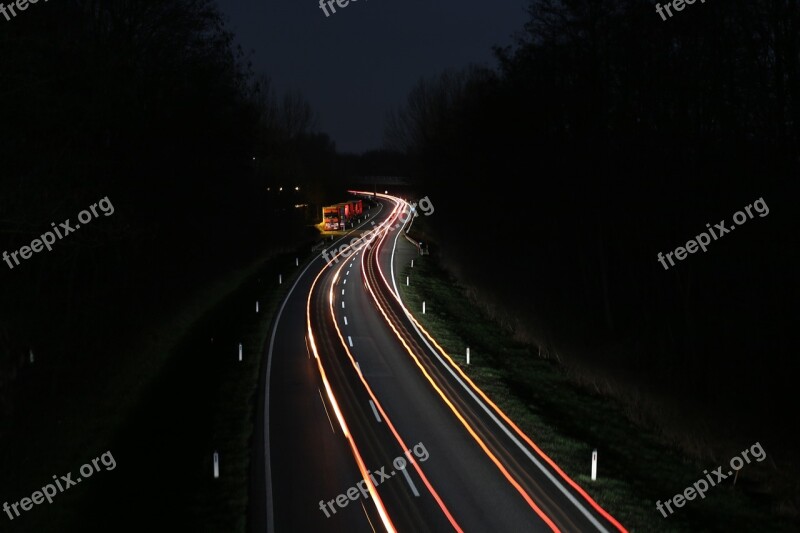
[322,205,344,230]
[322,199,363,230]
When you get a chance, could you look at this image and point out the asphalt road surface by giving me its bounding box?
[253,193,628,533]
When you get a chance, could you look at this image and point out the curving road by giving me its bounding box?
[252,193,628,533]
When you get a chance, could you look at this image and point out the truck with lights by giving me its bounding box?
[322,199,363,230]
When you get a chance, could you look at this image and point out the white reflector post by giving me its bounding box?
[279,274,282,285]
[406,276,409,286]
[29,349,34,364]
[213,452,219,479]
[411,259,414,268]
[238,343,243,362]
[256,301,259,313]
[466,347,470,365]
[591,449,597,481]
[423,301,426,314]
[295,257,299,266]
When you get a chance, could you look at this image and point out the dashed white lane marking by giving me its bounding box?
[348,336,354,347]
[400,468,420,497]
[368,400,382,423]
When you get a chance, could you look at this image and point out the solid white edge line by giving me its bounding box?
[265,201,384,533]
[387,197,611,533]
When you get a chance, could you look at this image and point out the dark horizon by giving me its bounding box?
[216,0,528,153]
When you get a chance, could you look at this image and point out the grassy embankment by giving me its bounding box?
[397,216,793,533]
[7,243,314,533]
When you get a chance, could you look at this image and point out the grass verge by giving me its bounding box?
[397,223,793,532]
[3,243,314,532]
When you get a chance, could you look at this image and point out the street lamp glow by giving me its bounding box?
[295,186,300,191]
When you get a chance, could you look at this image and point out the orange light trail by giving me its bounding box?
[327,258,464,532]
[365,191,628,533]
[358,201,560,532]
[306,250,397,532]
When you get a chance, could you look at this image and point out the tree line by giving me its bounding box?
[387,0,799,467]
[0,0,343,426]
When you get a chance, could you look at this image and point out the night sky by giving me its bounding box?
[216,0,527,153]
